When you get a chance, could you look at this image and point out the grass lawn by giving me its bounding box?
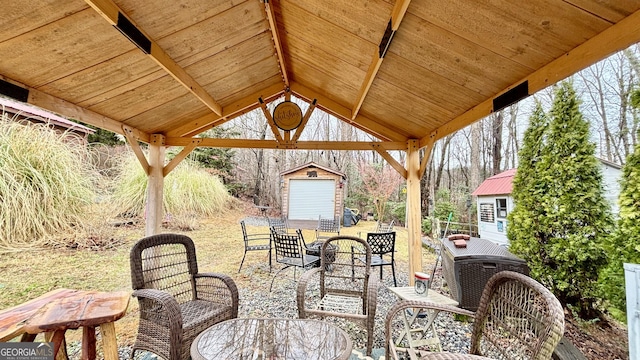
[0,210,416,347]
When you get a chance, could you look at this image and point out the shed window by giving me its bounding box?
[480,203,494,223]
[496,198,507,218]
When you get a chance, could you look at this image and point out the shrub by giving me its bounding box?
[112,154,231,219]
[0,116,96,250]
[421,218,432,236]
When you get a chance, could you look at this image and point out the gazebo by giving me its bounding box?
[1,0,639,283]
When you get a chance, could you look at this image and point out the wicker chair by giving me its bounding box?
[385,271,564,360]
[130,234,239,360]
[238,220,272,273]
[297,235,378,356]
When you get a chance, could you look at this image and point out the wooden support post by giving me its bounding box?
[145,134,165,236]
[406,139,422,285]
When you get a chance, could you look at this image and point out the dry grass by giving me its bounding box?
[0,209,418,348]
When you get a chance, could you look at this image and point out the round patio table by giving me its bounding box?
[191,318,352,360]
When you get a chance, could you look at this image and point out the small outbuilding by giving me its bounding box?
[473,159,622,246]
[280,162,346,221]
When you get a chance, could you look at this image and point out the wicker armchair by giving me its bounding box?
[385,271,564,360]
[297,235,378,356]
[130,234,239,360]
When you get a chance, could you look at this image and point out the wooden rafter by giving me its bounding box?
[291,99,317,143]
[264,0,289,87]
[420,7,640,147]
[290,81,409,142]
[351,0,412,120]
[165,83,285,138]
[84,0,223,116]
[0,75,149,142]
[123,125,150,175]
[372,144,408,179]
[259,97,285,143]
[163,138,201,177]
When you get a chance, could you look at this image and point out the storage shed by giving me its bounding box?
[473,159,622,246]
[280,162,346,221]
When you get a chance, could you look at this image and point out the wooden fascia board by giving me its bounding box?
[0,75,149,142]
[123,125,150,174]
[264,0,289,87]
[165,83,285,137]
[163,138,201,176]
[290,82,409,142]
[420,8,640,147]
[291,98,317,143]
[84,0,223,116]
[351,0,411,119]
[165,137,406,150]
[372,144,408,179]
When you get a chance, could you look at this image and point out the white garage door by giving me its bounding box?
[288,179,335,220]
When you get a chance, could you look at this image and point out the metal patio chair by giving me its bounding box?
[238,220,272,273]
[315,215,341,241]
[365,231,398,287]
[269,227,320,291]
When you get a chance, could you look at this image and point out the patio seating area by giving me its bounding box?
[0,223,567,360]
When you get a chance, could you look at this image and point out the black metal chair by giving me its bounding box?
[269,227,320,291]
[366,231,397,286]
[268,217,290,235]
[238,220,272,273]
[315,216,341,241]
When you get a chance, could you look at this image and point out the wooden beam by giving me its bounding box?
[259,97,285,143]
[420,7,640,146]
[165,83,285,137]
[419,131,436,178]
[406,139,422,285]
[264,0,289,87]
[291,99,317,143]
[372,144,408,179]
[163,138,201,177]
[122,125,149,175]
[0,75,149,142]
[290,81,409,142]
[166,137,407,150]
[351,0,412,119]
[84,0,223,116]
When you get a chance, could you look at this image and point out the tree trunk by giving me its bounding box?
[492,111,503,175]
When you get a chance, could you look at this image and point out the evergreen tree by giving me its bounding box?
[600,129,640,319]
[509,82,612,318]
[507,102,549,267]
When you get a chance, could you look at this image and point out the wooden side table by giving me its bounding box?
[20,289,130,360]
[388,287,458,352]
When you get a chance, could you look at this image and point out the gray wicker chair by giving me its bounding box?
[385,271,564,360]
[297,235,378,356]
[130,233,239,360]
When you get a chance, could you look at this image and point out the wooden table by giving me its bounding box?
[0,289,130,360]
[191,318,353,360]
[388,287,459,352]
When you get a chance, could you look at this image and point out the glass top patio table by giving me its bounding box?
[190,318,353,360]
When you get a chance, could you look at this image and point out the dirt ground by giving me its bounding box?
[564,313,629,360]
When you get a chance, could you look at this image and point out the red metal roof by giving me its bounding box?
[472,169,517,196]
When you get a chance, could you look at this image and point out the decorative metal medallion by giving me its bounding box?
[273,101,303,131]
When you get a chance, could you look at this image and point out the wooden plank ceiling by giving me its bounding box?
[1,0,640,149]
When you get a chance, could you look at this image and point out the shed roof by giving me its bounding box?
[1,97,94,135]
[0,1,639,148]
[280,162,345,178]
[472,169,517,196]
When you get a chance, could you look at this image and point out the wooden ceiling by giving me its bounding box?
[2,0,640,149]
